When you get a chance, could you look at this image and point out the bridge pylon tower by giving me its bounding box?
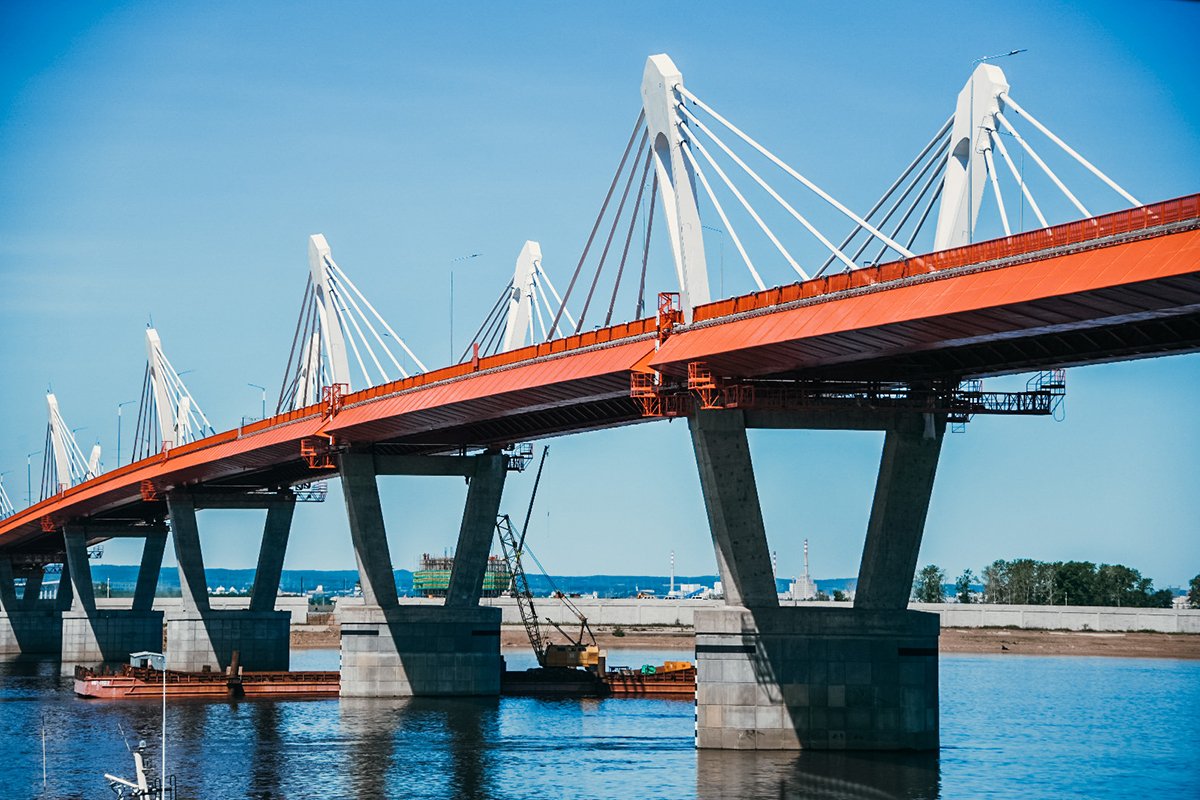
[642,54,710,320]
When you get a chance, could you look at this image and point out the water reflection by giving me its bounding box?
[340,696,499,799]
[697,749,940,800]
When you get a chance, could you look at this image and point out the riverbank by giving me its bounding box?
[290,623,1200,659]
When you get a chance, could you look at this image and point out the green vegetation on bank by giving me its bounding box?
[914,560,1195,608]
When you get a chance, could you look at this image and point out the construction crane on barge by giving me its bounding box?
[494,446,601,670]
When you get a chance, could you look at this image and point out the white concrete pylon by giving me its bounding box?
[145,329,176,447]
[642,54,710,319]
[502,241,541,352]
[144,327,212,451]
[308,234,351,391]
[45,393,96,490]
[934,63,1010,250]
[46,393,73,490]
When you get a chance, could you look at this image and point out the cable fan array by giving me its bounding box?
[0,478,14,518]
[278,235,427,412]
[128,328,215,463]
[41,393,100,500]
[823,67,1139,274]
[457,242,578,362]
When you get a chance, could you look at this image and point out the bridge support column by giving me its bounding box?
[0,556,61,656]
[60,529,162,674]
[337,450,504,698]
[445,453,508,608]
[690,410,943,751]
[21,567,45,607]
[163,492,292,672]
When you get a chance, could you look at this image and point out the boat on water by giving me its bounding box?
[501,654,696,698]
[74,663,339,700]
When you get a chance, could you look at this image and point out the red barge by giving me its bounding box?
[74,664,340,700]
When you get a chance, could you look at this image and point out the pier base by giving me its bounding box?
[340,605,501,697]
[60,610,164,674]
[695,607,939,751]
[0,610,62,656]
[165,611,290,672]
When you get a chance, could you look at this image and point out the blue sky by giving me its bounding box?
[1,1,1197,586]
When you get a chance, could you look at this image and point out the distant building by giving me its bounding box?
[412,553,512,598]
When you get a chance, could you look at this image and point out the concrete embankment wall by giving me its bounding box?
[333,597,1200,634]
[93,596,310,625]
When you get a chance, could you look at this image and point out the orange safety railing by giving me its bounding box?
[692,193,1200,323]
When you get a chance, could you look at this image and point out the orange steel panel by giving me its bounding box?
[2,199,1196,551]
[0,337,657,549]
[650,229,1200,374]
[691,194,1200,324]
[329,337,657,435]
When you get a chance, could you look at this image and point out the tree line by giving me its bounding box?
[911,560,1197,608]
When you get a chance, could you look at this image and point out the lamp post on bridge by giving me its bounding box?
[116,399,136,467]
[449,253,481,363]
[967,48,1026,244]
[247,383,266,421]
[26,449,41,507]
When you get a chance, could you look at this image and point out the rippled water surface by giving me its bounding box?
[4,649,1197,798]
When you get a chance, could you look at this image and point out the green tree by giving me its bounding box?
[955,569,975,604]
[1148,589,1174,609]
[982,560,1009,603]
[912,564,946,603]
[1007,559,1040,604]
[831,589,847,602]
[1053,561,1097,606]
[1190,574,1200,610]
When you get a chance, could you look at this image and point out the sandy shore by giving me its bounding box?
[291,623,1199,659]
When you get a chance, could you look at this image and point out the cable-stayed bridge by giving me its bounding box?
[0,54,1195,751]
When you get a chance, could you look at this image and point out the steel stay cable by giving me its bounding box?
[325,258,426,373]
[991,129,1049,229]
[680,138,766,290]
[679,86,915,258]
[818,114,954,274]
[1000,93,1139,206]
[605,147,654,325]
[577,129,649,332]
[549,111,646,337]
[830,135,951,276]
[326,265,408,378]
[995,110,1088,218]
[460,280,514,362]
[680,110,810,277]
[636,172,657,318]
[277,275,314,413]
[869,152,951,264]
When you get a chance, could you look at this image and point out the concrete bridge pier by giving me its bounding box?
[690,409,943,751]
[0,557,62,656]
[60,526,165,674]
[164,490,293,672]
[338,449,507,697]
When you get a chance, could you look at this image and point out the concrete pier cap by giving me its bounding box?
[339,605,502,698]
[694,606,940,751]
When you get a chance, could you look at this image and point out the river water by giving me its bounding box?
[3,648,1197,799]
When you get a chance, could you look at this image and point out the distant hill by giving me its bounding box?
[88,565,856,599]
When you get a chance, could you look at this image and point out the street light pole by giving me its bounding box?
[26,450,42,507]
[117,400,136,467]
[247,383,266,421]
[449,253,481,363]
